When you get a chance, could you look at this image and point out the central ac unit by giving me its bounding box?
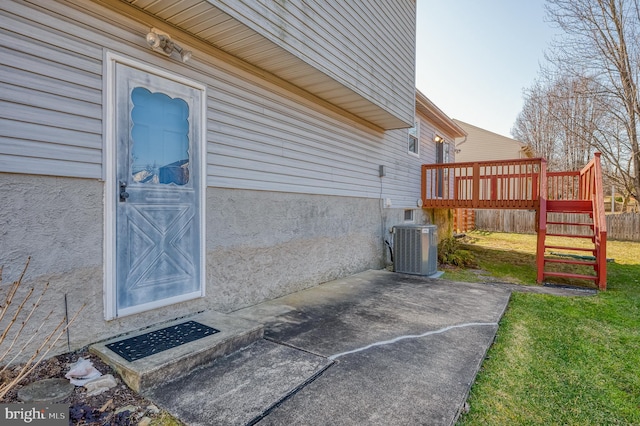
[393,224,438,276]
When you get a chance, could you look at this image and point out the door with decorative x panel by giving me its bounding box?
[112,59,205,318]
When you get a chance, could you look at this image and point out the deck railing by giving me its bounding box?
[547,171,580,200]
[421,158,544,209]
[581,153,607,289]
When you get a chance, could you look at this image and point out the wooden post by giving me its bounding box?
[611,185,615,213]
[593,152,607,290]
[536,159,547,284]
[472,162,480,208]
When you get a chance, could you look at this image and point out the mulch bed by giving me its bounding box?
[1,348,171,425]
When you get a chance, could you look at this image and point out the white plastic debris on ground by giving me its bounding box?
[65,357,102,386]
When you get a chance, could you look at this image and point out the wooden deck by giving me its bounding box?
[421,154,607,290]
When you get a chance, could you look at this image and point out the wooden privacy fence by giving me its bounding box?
[475,210,640,242]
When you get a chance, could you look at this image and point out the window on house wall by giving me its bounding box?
[435,135,445,164]
[435,134,446,197]
[408,120,419,156]
[404,209,415,222]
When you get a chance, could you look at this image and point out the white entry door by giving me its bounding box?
[111,60,205,317]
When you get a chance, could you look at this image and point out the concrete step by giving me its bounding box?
[89,310,264,393]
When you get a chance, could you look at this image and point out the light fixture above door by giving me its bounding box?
[146,28,192,63]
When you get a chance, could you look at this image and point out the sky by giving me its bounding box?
[415,0,559,138]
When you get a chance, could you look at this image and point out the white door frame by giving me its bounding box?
[103,52,206,320]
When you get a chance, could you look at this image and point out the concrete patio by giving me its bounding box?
[89,269,596,425]
[141,270,514,425]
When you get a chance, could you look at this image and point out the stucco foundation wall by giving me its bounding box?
[0,173,420,362]
[1,173,108,364]
[206,188,388,311]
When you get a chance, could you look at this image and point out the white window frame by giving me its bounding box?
[403,209,415,222]
[408,120,420,157]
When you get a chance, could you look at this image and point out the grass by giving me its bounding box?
[450,231,640,425]
[150,412,184,426]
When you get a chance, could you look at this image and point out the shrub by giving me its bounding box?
[0,258,84,399]
[438,237,476,267]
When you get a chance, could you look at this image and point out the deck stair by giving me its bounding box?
[539,200,599,284]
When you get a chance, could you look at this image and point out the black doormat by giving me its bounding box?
[106,321,220,362]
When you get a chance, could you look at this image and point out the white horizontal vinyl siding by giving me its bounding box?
[0,0,422,207]
[214,0,416,125]
[0,2,103,178]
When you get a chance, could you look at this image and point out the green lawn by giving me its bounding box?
[449,232,640,425]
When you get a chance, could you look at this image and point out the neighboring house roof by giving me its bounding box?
[452,119,534,162]
[415,90,466,139]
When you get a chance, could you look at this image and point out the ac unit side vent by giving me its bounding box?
[393,225,438,276]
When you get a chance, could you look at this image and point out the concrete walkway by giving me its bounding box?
[144,270,582,425]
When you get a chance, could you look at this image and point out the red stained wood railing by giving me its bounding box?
[547,171,580,200]
[421,158,544,210]
[581,153,607,290]
[536,159,548,283]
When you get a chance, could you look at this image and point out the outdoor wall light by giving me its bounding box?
[434,135,444,143]
[146,28,192,63]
